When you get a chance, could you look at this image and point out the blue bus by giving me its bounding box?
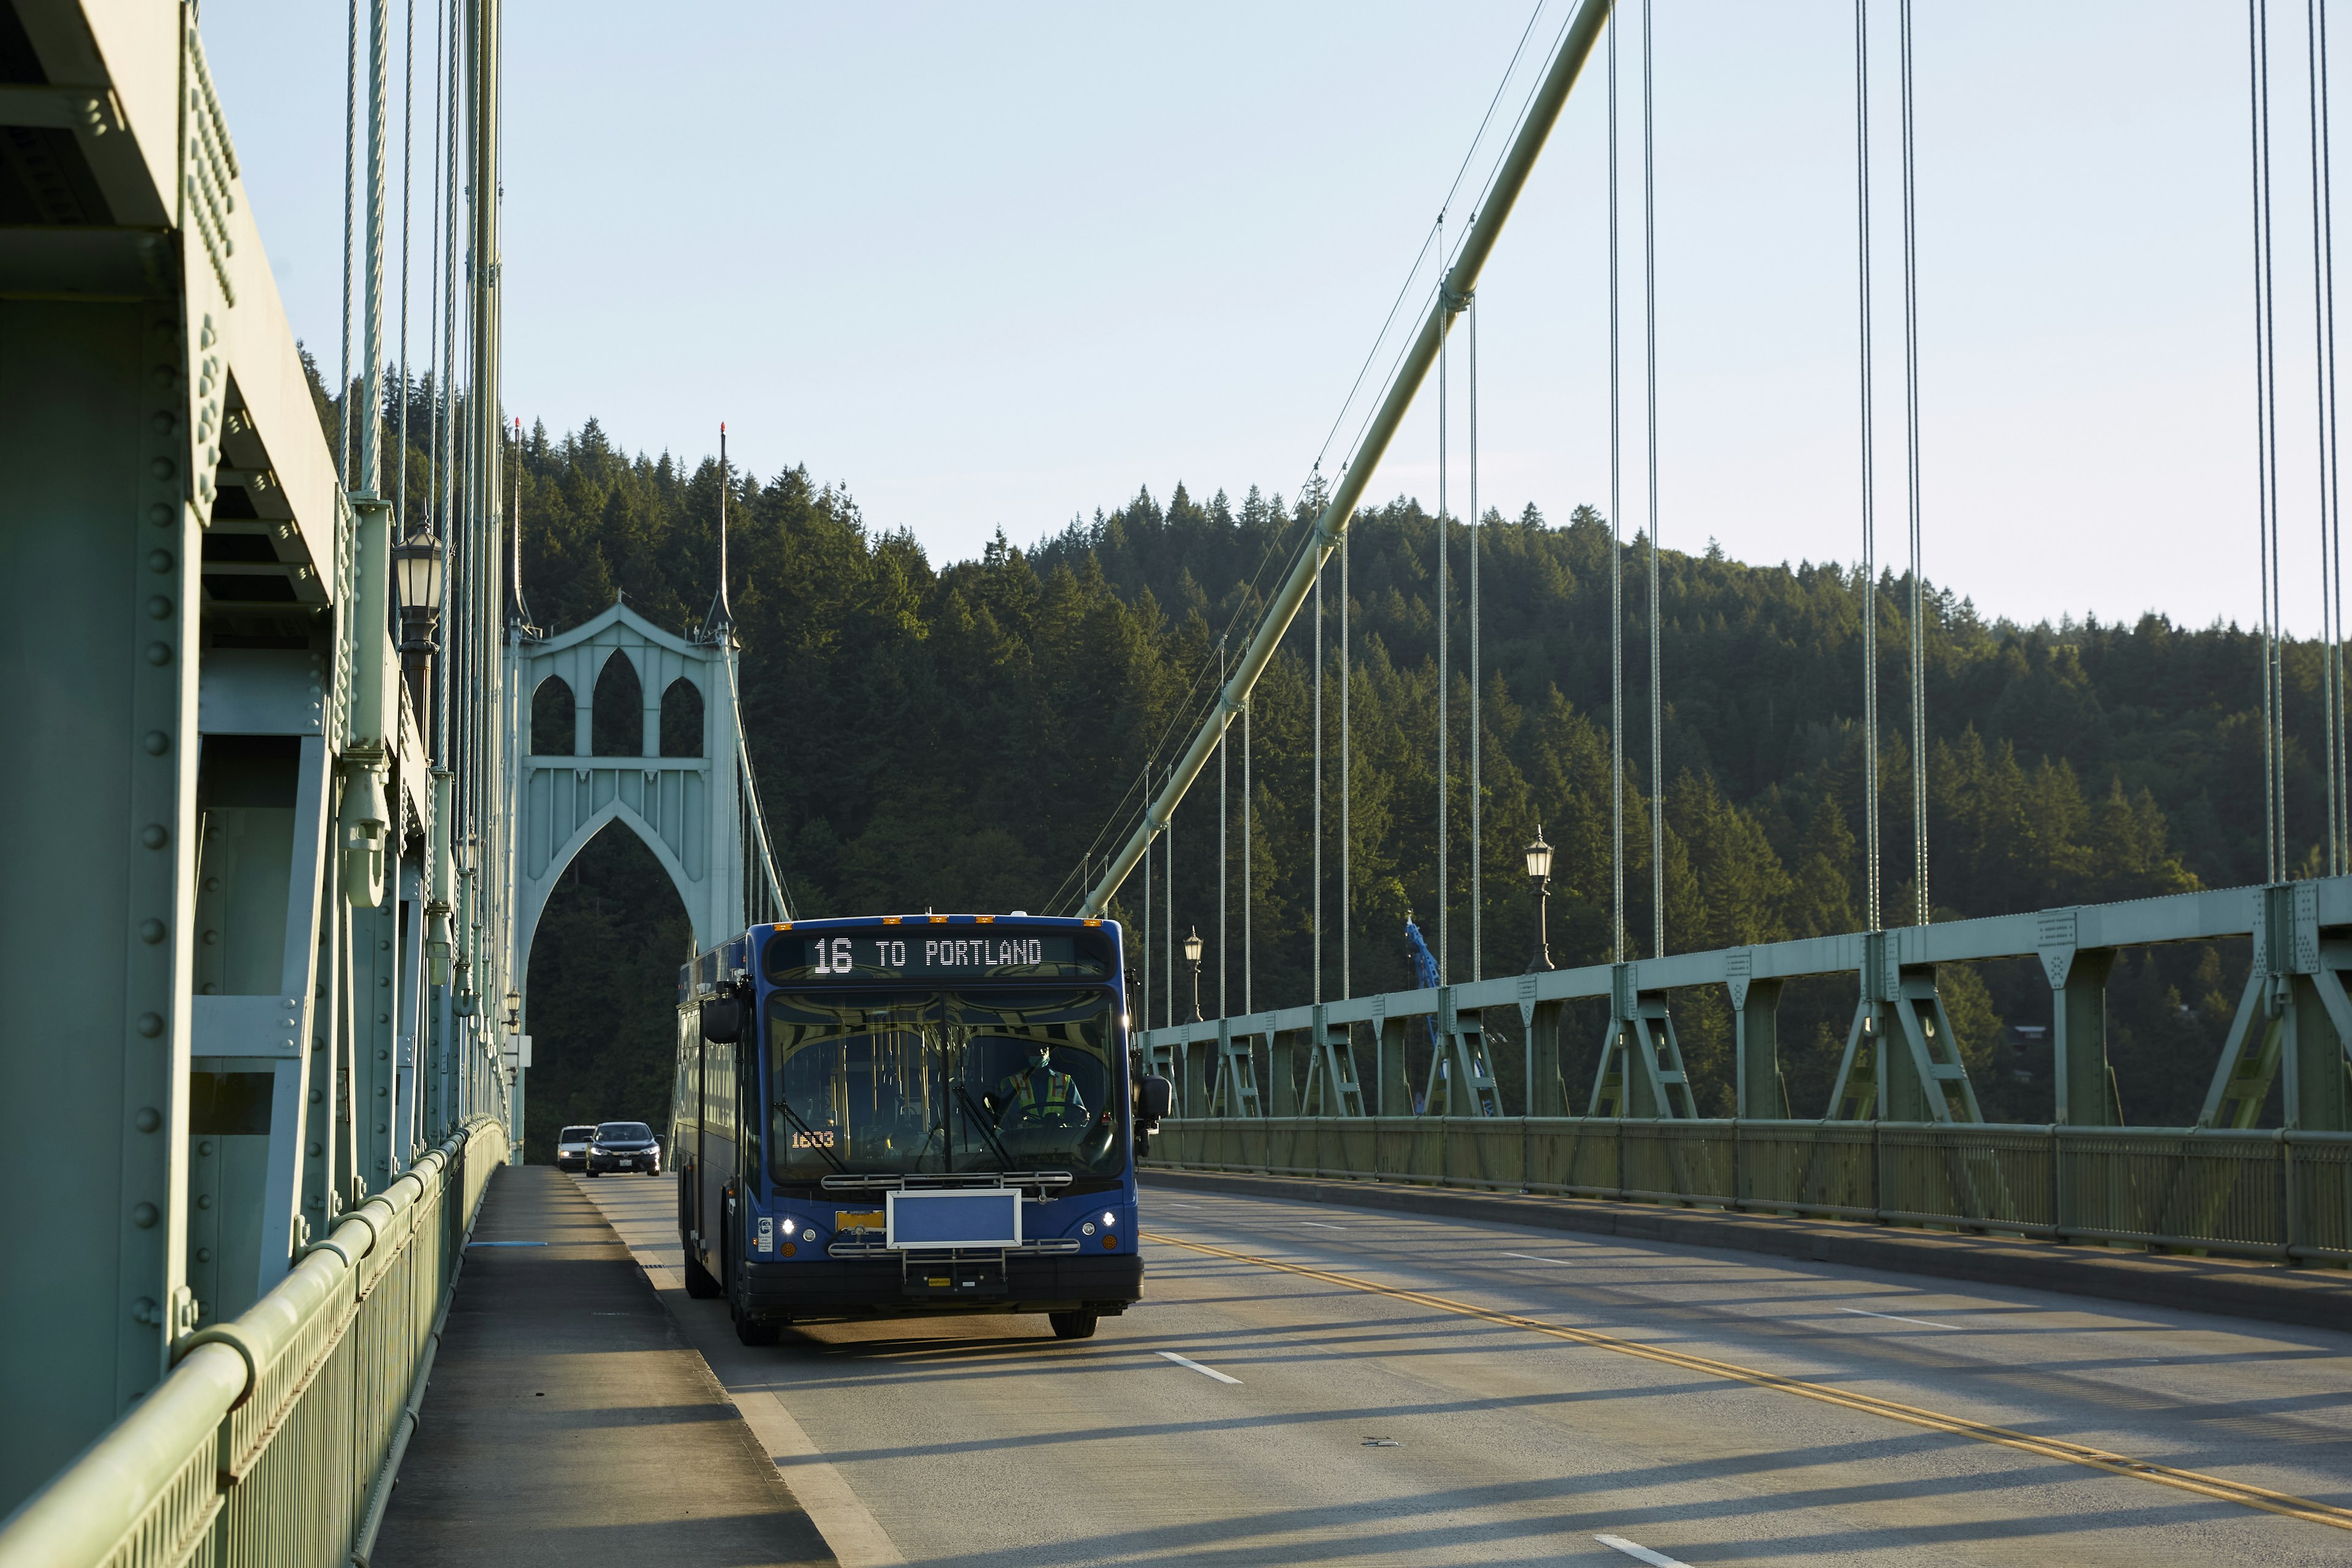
[673,913,1171,1346]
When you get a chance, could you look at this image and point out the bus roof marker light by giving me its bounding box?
[929,914,948,924]
[882,915,902,926]
[1085,918,1103,927]
[773,922,791,932]
[975,914,994,924]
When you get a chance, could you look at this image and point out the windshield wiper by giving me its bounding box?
[953,1083,1013,1170]
[775,1098,848,1173]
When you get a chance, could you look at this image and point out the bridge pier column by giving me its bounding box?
[1269,1030,1297,1116]
[1733,978,1785,1119]
[1521,997,1566,1118]
[0,295,205,1511]
[1378,1016,1409,1117]
[2051,948,2117,1126]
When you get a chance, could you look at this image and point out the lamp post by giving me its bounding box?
[393,527,445,747]
[1525,827,1553,972]
[1183,927,1204,1022]
[503,989,522,1034]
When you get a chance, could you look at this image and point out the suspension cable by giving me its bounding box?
[339,0,358,489]
[1244,700,1254,1012]
[1219,635,1229,1019]
[1438,213,1452,984]
[1314,543,1324,1004]
[1469,289,1482,982]
[2253,0,2285,883]
[396,0,415,524]
[1856,0,1882,931]
[1899,0,1928,923]
[1341,524,1352,999]
[2312,0,2345,873]
[1644,0,1664,957]
[1609,1,1626,966]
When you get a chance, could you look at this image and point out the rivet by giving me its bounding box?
[197,1139,214,1156]
[151,410,175,435]
[145,642,172,666]
[196,1193,213,1210]
[309,1091,323,1106]
[134,1107,161,1133]
[132,1203,158,1229]
[143,731,170,755]
[308,1142,323,1157]
[147,596,172,620]
[138,919,166,944]
[196,1247,213,1262]
[149,457,175,481]
[136,1012,164,1037]
[148,549,173,573]
[377,1085,389,1098]
[141,823,168,849]
[205,876,221,891]
[148,503,173,527]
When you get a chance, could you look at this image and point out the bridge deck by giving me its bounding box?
[564,1172,2352,1566]
[372,1166,834,1567]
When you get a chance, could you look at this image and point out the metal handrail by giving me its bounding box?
[1147,1117,2352,1265]
[0,1118,509,1568]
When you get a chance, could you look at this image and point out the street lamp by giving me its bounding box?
[393,527,445,742]
[1183,927,1204,1022]
[503,989,522,1033]
[1525,827,1554,972]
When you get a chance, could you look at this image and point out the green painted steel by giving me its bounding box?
[0,1118,507,1568]
[1146,1118,2352,1264]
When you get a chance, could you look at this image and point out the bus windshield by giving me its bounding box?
[763,988,1121,1182]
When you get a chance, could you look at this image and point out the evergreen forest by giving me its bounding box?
[337,378,2320,1156]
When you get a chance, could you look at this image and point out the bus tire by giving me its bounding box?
[682,1246,722,1298]
[731,1290,781,1345]
[1048,1311,1098,1340]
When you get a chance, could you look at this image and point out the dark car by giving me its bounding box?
[555,1125,596,1173]
[586,1121,662,1177]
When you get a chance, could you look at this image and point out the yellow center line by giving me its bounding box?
[1142,1230,2352,1533]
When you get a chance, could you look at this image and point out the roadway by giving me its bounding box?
[574,1173,2352,1567]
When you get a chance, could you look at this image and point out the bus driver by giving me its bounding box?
[992,1044,1088,1129]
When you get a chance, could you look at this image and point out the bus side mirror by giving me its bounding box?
[1136,1074,1172,1125]
[700,993,744,1044]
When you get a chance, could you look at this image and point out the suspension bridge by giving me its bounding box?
[2,0,2350,1564]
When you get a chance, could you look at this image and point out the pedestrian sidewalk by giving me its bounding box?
[373,1164,834,1567]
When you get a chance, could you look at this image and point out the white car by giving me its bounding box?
[556,1124,595,1173]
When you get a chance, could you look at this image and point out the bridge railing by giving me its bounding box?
[1146,1118,2352,1264]
[0,1118,508,1568]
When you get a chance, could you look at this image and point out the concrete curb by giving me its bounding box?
[1140,1167,2352,1333]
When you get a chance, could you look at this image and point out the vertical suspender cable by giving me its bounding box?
[1469,290,1482,982]
[2312,0,2345,873]
[1609,2,1626,966]
[2253,0,2285,883]
[1643,0,1665,957]
[339,0,358,488]
[1244,699,1254,1013]
[1164,767,1174,1028]
[1341,524,1352,998]
[437,0,459,765]
[1219,638,1228,1019]
[1314,554,1324,1003]
[397,0,415,524]
[1437,215,1451,984]
[1899,0,1928,923]
[1856,0,1882,932]
[361,0,386,496]
[1140,767,1152,1033]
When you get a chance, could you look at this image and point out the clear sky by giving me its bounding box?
[198,1,2342,634]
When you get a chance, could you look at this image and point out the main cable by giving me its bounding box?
[1469,289,1482,982]
[2253,0,2284,883]
[339,0,358,488]
[2312,0,2345,872]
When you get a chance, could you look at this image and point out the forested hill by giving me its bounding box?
[486,413,2303,1144]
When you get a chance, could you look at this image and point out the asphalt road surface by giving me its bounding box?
[573,1172,2352,1567]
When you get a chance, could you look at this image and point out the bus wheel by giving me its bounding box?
[682,1246,722,1299]
[1048,1311,1098,1341]
[733,1297,780,1346]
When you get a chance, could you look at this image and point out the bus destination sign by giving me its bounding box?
[766,930,1102,981]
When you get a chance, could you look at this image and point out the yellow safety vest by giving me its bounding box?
[1000,1068,1074,1124]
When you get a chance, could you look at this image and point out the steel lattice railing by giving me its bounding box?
[1146,1118,2352,1264]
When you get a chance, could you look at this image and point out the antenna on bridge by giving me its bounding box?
[707,422,734,635]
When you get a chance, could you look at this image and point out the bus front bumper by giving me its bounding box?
[737,1250,1142,1321]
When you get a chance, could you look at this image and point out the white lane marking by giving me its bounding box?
[1298,1221,1346,1230]
[1837,1306,1962,1330]
[1504,1251,1574,1264]
[1595,1534,1691,1566]
[1158,1201,1200,1208]
[1157,1351,1242,1384]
